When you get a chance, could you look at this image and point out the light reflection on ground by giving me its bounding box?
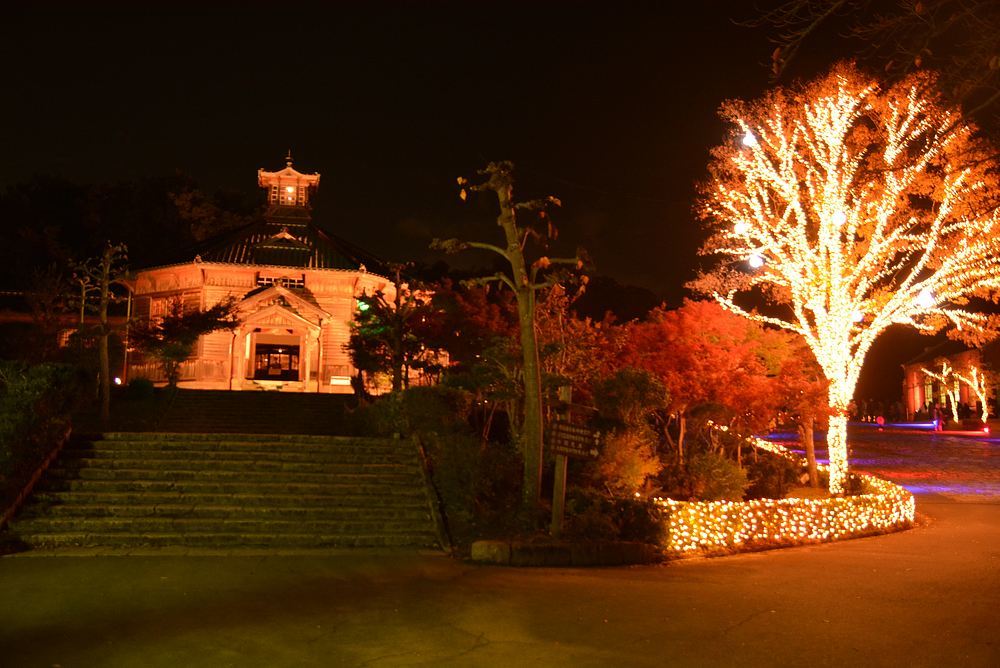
[774,425,1000,501]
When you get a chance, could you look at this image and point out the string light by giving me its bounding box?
[952,364,991,423]
[655,437,914,555]
[697,65,1000,493]
[921,360,960,423]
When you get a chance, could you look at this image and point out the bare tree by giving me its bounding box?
[75,243,128,423]
[433,161,579,513]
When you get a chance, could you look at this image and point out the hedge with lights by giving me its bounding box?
[655,437,914,556]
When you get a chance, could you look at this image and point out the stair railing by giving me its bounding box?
[1,425,72,530]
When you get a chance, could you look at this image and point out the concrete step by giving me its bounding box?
[16,531,438,549]
[29,490,428,508]
[96,432,396,444]
[15,517,434,535]
[63,449,411,465]
[18,503,432,521]
[11,427,440,551]
[36,479,425,496]
[44,467,422,486]
[51,458,420,481]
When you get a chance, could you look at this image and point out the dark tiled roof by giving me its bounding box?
[186,217,386,273]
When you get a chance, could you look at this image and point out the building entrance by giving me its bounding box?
[253,343,300,381]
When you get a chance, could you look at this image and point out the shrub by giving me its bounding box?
[563,487,665,544]
[350,386,518,546]
[0,362,84,508]
[745,450,803,500]
[400,385,473,434]
[125,377,155,401]
[421,431,522,544]
[348,386,474,438]
[686,451,749,501]
[616,497,665,544]
[591,426,661,496]
[564,487,619,541]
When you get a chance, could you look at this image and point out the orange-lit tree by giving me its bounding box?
[693,63,1000,493]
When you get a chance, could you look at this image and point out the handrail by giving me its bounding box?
[1,425,72,529]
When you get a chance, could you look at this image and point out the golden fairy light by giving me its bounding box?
[655,436,914,555]
[921,360,961,423]
[694,63,1000,493]
[953,364,991,423]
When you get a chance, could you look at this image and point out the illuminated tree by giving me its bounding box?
[953,364,991,423]
[693,63,1000,493]
[742,1,1000,131]
[920,359,960,423]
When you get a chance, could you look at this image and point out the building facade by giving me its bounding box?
[128,156,392,393]
[900,340,1000,420]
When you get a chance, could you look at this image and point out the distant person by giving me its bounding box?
[933,403,944,431]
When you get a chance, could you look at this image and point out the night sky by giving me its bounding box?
[1,2,783,299]
[1,2,931,399]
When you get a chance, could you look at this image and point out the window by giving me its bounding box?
[256,274,305,289]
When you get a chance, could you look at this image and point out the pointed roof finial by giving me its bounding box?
[285,149,294,167]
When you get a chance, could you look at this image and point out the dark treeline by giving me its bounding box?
[0,174,259,288]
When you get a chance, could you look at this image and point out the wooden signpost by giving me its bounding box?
[549,386,600,538]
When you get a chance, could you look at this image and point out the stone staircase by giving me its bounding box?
[72,389,357,436]
[9,433,441,550]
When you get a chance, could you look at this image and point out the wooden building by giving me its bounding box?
[128,155,392,393]
[900,339,1000,420]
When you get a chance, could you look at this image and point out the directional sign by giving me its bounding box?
[547,419,600,459]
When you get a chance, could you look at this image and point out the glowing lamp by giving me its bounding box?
[916,288,935,308]
[748,253,765,269]
[734,221,750,235]
[285,186,295,193]
[852,310,864,323]
[357,301,370,312]
[832,211,847,226]
[741,131,757,147]
[113,377,122,386]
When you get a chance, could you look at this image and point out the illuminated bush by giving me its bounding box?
[655,438,914,556]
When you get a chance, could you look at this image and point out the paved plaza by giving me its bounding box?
[1,429,997,667]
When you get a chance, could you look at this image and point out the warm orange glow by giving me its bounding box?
[656,436,914,555]
[696,64,1000,493]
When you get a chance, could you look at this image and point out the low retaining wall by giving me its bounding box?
[470,540,660,567]
[656,438,915,556]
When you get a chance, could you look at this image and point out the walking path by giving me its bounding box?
[1,431,997,667]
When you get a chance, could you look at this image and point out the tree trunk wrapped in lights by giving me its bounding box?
[692,63,1000,494]
[953,364,992,424]
[920,359,960,424]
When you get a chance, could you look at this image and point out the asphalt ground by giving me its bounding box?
[1,430,997,667]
